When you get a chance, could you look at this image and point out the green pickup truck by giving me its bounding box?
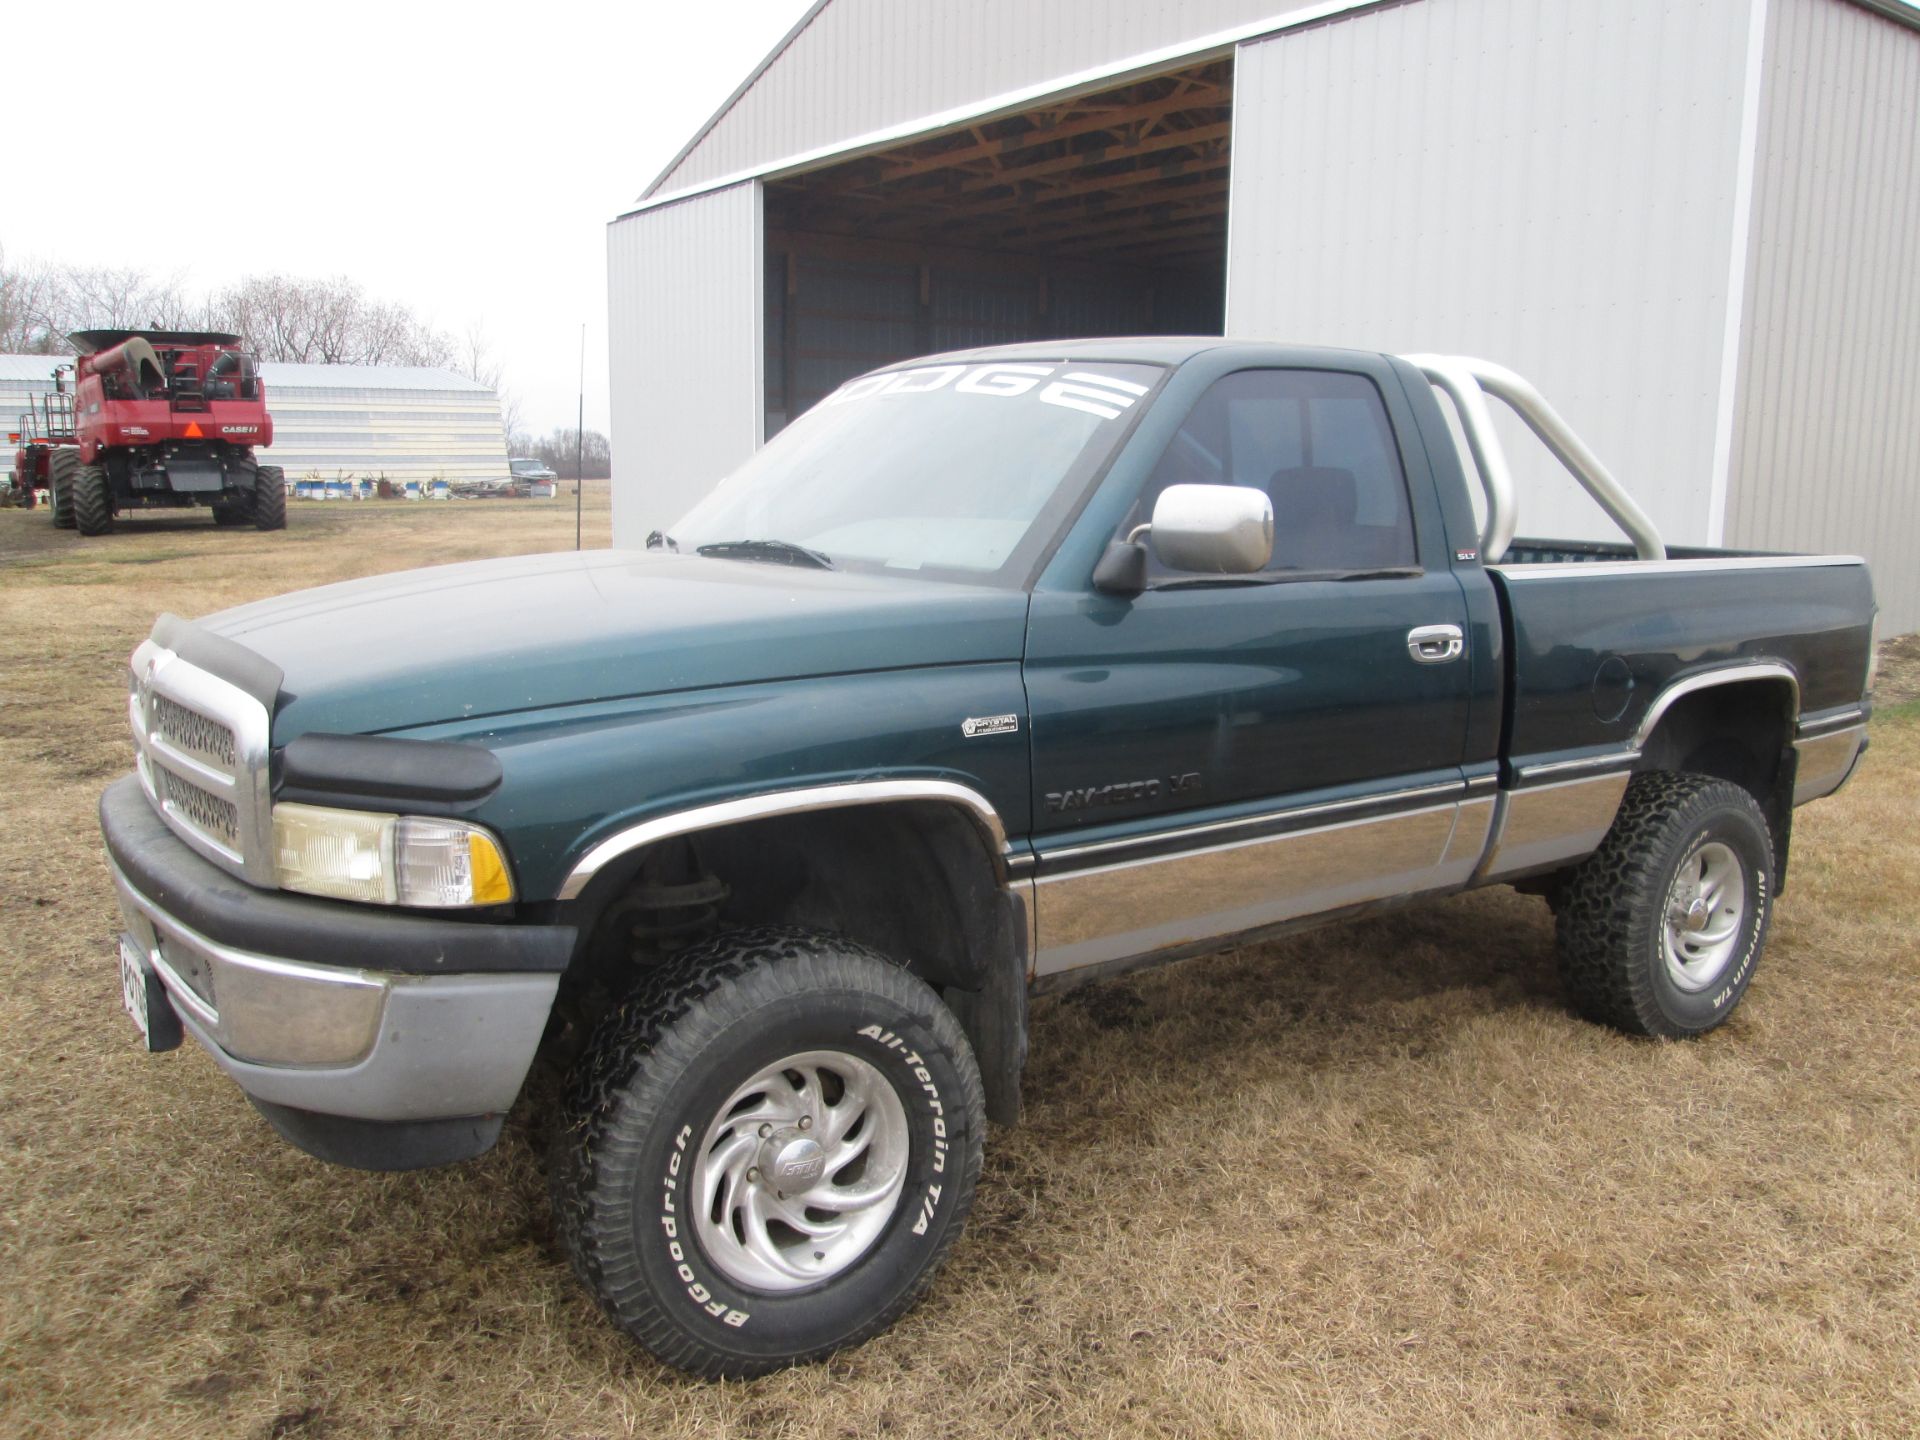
[102,339,1875,1377]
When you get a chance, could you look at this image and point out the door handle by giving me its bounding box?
[1407,623,1465,664]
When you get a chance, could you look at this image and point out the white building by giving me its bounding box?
[4,354,508,487]
[606,0,1920,629]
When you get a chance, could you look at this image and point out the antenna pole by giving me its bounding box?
[575,323,586,551]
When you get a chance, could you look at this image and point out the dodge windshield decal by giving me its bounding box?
[824,363,1149,420]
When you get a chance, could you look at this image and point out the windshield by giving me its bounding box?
[670,360,1163,584]
[509,459,545,475]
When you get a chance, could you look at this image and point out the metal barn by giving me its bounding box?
[607,0,1920,629]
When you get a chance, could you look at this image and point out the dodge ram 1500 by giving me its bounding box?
[102,339,1874,1376]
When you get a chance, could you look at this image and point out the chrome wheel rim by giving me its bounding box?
[1662,841,1748,992]
[689,1048,910,1292]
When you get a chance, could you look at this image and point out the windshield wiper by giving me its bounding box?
[645,530,679,552]
[694,538,834,570]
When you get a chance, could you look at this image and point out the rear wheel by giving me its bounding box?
[1555,772,1774,1037]
[552,926,986,1378]
[72,463,114,535]
[48,449,77,529]
[253,465,286,531]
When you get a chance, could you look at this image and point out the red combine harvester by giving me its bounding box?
[30,330,285,534]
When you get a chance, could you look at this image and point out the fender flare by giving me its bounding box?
[554,778,1011,902]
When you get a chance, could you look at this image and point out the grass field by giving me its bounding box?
[2,496,1916,1439]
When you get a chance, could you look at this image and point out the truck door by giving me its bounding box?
[1024,364,1481,977]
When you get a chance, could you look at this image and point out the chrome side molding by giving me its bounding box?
[1492,554,1868,581]
[556,779,1010,901]
[1792,726,1867,805]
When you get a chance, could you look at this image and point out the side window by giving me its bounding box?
[1125,369,1418,575]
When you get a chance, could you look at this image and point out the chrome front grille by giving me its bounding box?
[129,638,275,885]
[149,693,237,770]
[154,765,241,849]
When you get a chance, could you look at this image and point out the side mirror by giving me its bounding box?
[1092,483,1275,593]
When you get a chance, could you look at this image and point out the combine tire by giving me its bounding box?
[1555,772,1774,1038]
[552,926,986,1378]
[72,463,113,536]
[253,465,286,531]
[49,449,77,529]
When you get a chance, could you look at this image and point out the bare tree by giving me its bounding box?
[2,255,467,373]
[0,250,196,352]
[460,320,522,444]
[530,427,612,479]
[0,250,65,352]
[496,389,526,444]
[209,274,454,366]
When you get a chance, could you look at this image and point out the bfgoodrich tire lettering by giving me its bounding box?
[551,927,986,1378]
[1555,772,1775,1038]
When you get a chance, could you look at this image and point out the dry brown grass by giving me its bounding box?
[2,498,1916,1439]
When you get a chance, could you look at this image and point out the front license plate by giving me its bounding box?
[118,935,183,1053]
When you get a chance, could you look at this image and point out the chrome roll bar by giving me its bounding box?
[1401,354,1666,563]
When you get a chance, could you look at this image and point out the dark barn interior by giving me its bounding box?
[762,60,1233,433]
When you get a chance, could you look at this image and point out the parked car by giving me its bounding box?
[508,457,559,497]
[101,340,1873,1378]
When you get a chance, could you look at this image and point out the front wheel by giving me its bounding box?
[72,462,113,535]
[253,465,286,531]
[551,927,985,1378]
[1555,772,1775,1037]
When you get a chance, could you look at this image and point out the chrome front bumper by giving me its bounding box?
[111,860,558,1123]
[101,773,572,1165]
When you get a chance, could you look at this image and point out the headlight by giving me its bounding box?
[271,803,514,907]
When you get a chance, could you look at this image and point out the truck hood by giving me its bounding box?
[198,549,1031,739]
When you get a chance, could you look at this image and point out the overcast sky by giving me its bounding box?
[6,0,814,435]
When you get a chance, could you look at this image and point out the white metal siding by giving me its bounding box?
[258,370,509,486]
[650,0,1331,196]
[606,183,764,550]
[1226,0,1757,547]
[1728,0,1920,632]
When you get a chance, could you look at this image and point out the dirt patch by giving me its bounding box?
[1873,630,1920,707]
[3,492,1917,1438]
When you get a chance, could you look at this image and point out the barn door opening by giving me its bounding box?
[762,60,1232,435]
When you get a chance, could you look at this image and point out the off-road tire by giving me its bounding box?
[72,462,113,536]
[1555,772,1774,1038]
[253,465,286,531]
[49,448,77,529]
[551,926,986,1378]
